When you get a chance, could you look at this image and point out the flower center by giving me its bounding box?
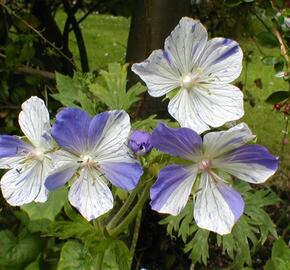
[31,148,45,161]
[181,74,194,89]
[80,154,94,168]
[198,159,212,172]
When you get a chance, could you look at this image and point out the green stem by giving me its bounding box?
[96,252,104,270]
[107,183,151,237]
[129,210,142,268]
[106,186,139,230]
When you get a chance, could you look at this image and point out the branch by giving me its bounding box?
[63,0,89,72]
[15,66,55,80]
[0,2,76,68]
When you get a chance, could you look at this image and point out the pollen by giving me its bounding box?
[198,159,212,172]
[80,154,94,168]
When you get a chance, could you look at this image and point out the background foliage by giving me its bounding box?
[0,0,289,269]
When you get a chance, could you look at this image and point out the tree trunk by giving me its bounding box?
[126,0,190,118]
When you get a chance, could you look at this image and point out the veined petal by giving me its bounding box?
[168,88,210,134]
[164,17,208,73]
[0,158,52,206]
[18,96,52,149]
[68,168,113,221]
[45,165,78,190]
[193,84,244,128]
[151,123,202,159]
[150,165,197,215]
[203,123,255,158]
[194,172,244,235]
[215,144,279,183]
[0,156,27,169]
[51,108,91,154]
[50,149,79,168]
[92,111,131,159]
[100,160,143,191]
[132,50,180,97]
[0,135,31,158]
[44,149,79,190]
[168,85,244,134]
[198,38,243,84]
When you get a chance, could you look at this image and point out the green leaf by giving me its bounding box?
[24,256,40,270]
[225,0,242,7]
[0,230,41,269]
[184,228,210,266]
[53,72,96,114]
[265,91,290,104]
[57,241,97,270]
[53,72,80,107]
[256,32,279,48]
[50,220,98,242]
[102,240,130,270]
[265,238,290,270]
[88,63,146,110]
[262,56,280,65]
[21,188,67,221]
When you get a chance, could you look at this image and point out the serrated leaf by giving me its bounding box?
[266,91,290,104]
[57,241,97,270]
[102,240,130,270]
[265,238,290,270]
[89,63,146,110]
[21,188,67,221]
[0,230,41,269]
[184,228,210,265]
[257,32,279,48]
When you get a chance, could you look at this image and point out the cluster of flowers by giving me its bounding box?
[0,18,278,235]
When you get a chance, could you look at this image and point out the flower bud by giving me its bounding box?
[128,130,153,155]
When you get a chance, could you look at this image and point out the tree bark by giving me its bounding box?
[126,0,190,118]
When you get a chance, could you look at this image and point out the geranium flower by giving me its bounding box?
[150,123,278,234]
[44,108,143,221]
[0,96,54,205]
[128,130,153,155]
[132,17,244,134]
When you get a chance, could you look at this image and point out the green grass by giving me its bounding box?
[55,12,289,178]
[55,11,130,70]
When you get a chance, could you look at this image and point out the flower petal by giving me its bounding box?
[168,84,244,134]
[0,135,31,158]
[132,50,180,97]
[68,168,113,221]
[45,165,77,190]
[150,165,197,215]
[100,161,143,191]
[216,144,279,183]
[52,108,91,154]
[0,156,26,169]
[18,96,52,149]
[0,159,52,205]
[92,110,131,160]
[168,89,209,133]
[198,38,243,84]
[203,123,255,158]
[151,122,202,159]
[194,172,244,235]
[164,17,208,73]
[44,150,79,190]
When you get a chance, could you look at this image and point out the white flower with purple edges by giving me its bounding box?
[0,96,54,205]
[132,17,244,134]
[150,122,278,235]
[44,108,143,221]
